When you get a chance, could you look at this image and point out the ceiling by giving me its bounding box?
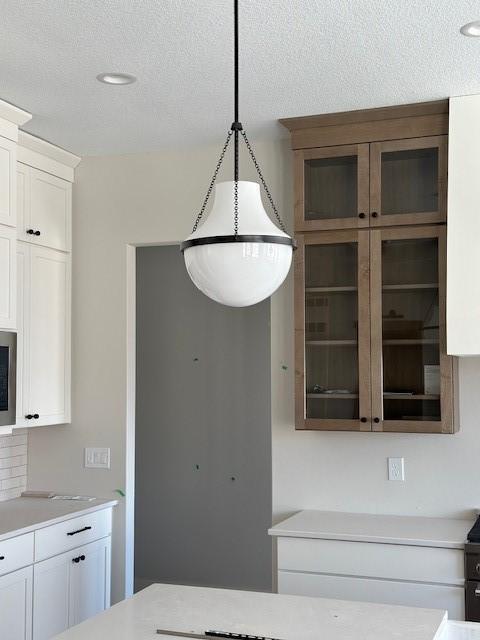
[1,0,480,156]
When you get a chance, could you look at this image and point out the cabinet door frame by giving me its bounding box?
[294,144,370,231]
[0,565,33,640]
[370,225,455,433]
[0,223,17,330]
[295,229,371,431]
[369,136,448,227]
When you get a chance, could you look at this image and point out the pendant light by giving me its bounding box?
[181,0,296,307]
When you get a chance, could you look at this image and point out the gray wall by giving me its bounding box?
[135,245,272,592]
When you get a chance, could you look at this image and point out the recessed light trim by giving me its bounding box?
[96,73,137,85]
[460,21,480,37]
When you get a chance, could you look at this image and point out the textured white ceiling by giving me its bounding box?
[1,0,479,155]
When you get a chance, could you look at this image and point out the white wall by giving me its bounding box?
[26,135,480,603]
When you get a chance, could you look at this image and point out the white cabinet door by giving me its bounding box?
[0,136,16,227]
[69,537,111,627]
[33,538,111,640]
[16,163,30,239]
[16,242,28,421]
[0,566,33,640]
[27,246,71,426]
[0,224,17,329]
[33,550,70,640]
[28,167,71,252]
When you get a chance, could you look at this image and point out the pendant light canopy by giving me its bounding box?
[181,0,295,307]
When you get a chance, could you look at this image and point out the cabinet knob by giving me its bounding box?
[360,417,368,423]
[80,555,86,561]
[25,414,33,420]
[373,417,380,423]
[0,556,4,561]
[358,212,366,219]
[371,211,378,218]
[33,414,39,419]
[26,229,34,235]
[34,230,41,236]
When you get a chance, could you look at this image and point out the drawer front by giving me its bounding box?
[278,537,464,585]
[278,570,464,620]
[35,508,112,561]
[0,532,34,577]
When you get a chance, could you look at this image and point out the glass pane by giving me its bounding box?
[0,346,8,412]
[305,243,359,420]
[381,147,438,215]
[382,237,440,421]
[305,155,357,220]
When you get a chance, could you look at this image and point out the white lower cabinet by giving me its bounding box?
[33,537,111,640]
[0,566,33,640]
[16,242,71,427]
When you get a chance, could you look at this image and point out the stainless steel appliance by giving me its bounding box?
[0,331,16,427]
[466,543,480,621]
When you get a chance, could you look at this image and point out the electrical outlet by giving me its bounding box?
[85,447,110,469]
[388,457,405,481]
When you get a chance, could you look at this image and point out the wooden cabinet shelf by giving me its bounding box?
[306,286,357,293]
[383,339,439,346]
[307,393,359,399]
[382,284,438,290]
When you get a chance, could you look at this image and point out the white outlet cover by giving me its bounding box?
[388,457,405,482]
[85,447,110,469]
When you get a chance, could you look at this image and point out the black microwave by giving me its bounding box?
[0,331,16,427]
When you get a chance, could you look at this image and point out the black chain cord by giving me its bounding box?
[241,130,287,233]
[192,131,233,233]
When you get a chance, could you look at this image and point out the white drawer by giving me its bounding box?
[278,570,464,620]
[35,508,112,561]
[277,537,464,586]
[0,532,34,577]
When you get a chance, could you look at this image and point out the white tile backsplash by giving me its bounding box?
[0,432,27,501]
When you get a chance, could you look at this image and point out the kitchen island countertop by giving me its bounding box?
[53,582,449,640]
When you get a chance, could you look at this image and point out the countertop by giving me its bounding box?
[268,510,474,549]
[0,496,118,541]
[54,583,448,640]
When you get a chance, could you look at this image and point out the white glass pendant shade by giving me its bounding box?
[183,181,293,307]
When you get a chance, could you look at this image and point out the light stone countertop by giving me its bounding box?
[53,582,448,640]
[269,510,474,549]
[0,496,118,541]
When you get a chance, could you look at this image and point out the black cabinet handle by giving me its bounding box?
[80,555,85,561]
[33,414,39,419]
[358,212,366,219]
[0,556,4,561]
[26,229,34,235]
[371,211,378,218]
[34,230,41,236]
[67,525,92,537]
[373,417,380,423]
[72,554,86,564]
[25,414,33,420]
[360,417,368,423]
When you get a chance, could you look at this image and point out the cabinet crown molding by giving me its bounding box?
[0,99,31,127]
[18,131,81,170]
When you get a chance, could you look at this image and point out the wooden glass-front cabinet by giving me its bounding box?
[295,136,447,231]
[296,225,455,433]
[288,101,456,433]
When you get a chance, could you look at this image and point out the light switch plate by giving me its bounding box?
[85,447,110,469]
[388,457,405,481]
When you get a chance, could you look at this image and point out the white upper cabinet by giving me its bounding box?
[0,223,16,329]
[16,243,71,427]
[0,136,17,227]
[447,94,480,355]
[17,164,72,252]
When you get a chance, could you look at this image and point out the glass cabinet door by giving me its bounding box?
[370,136,447,227]
[295,144,370,231]
[370,226,454,433]
[295,230,371,430]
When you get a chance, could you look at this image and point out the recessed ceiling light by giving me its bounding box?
[96,73,137,85]
[460,21,480,37]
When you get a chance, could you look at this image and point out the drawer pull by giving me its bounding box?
[0,556,4,561]
[72,554,86,564]
[67,525,92,537]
